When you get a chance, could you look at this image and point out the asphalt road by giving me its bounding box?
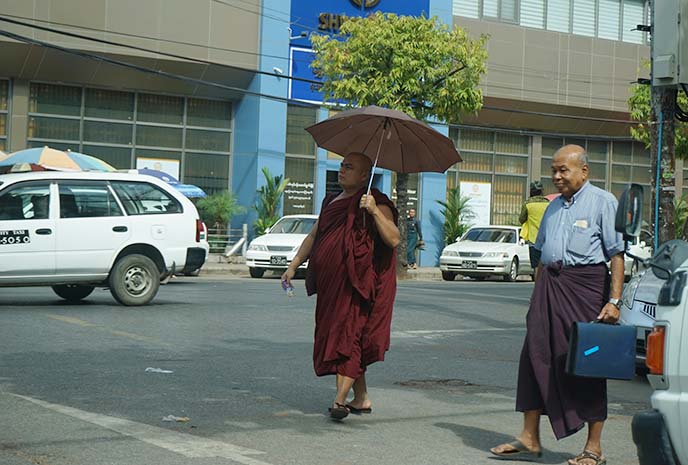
[0,277,650,465]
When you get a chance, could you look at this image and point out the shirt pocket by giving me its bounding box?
[568,225,594,256]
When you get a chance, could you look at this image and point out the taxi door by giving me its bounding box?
[54,181,131,276]
[0,180,56,282]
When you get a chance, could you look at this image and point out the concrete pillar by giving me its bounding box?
[9,79,29,152]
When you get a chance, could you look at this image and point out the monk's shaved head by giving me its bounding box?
[347,152,373,175]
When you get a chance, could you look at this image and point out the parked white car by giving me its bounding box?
[245,214,318,278]
[0,171,208,305]
[439,225,533,282]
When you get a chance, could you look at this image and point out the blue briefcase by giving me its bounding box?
[565,321,637,380]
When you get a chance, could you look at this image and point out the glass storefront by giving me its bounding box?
[26,83,232,195]
[448,127,529,225]
[284,104,317,215]
[0,80,8,152]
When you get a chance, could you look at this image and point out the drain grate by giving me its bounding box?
[396,378,476,389]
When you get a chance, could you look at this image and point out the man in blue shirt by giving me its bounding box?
[491,145,624,465]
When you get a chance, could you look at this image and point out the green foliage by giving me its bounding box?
[436,188,475,245]
[628,62,688,159]
[254,167,290,235]
[675,194,688,240]
[311,13,488,122]
[196,191,245,230]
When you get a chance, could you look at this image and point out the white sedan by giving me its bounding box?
[439,226,533,282]
[245,214,318,278]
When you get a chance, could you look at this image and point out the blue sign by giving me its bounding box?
[289,0,430,102]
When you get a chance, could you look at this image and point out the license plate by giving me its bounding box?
[0,229,30,245]
[270,255,287,266]
[461,260,477,269]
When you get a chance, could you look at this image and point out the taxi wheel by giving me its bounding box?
[109,254,160,306]
[52,284,94,302]
[249,267,265,278]
[503,258,519,282]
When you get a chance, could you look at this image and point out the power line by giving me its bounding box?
[0,28,319,108]
[0,23,646,126]
[0,16,322,87]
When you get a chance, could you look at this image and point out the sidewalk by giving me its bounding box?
[199,253,443,280]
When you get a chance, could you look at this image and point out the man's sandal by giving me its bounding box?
[567,450,606,465]
[490,439,542,460]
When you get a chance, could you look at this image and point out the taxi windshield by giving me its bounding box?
[463,228,517,244]
[269,217,316,234]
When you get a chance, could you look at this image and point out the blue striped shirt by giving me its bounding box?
[534,182,624,266]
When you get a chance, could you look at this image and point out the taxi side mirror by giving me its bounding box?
[615,184,643,241]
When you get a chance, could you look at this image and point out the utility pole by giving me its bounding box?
[649,0,685,246]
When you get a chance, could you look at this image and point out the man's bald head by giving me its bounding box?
[551,144,589,199]
[553,144,588,167]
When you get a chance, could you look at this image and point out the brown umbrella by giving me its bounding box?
[305,105,462,188]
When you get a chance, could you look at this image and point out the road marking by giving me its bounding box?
[392,327,525,339]
[46,314,169,346]
[13,394,274,465]
[396,286,532,304]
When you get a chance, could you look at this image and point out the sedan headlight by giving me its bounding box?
[484,252,509,258]
[442,249,458,256]
[248,243,268,252]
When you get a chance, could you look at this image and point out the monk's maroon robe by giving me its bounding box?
[516,262,609,439]
[306,187,397,378]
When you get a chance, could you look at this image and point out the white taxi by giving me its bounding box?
[439,225,532,282]
[0,171,207,305]
[245,214,317,278]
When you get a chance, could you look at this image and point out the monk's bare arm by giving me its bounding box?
[370,205,401,248]
[281,220,318,284]
[597,252,624,323]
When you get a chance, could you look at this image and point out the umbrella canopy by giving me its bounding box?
[305,105,462,174]
[135,168,207,198]
[0,147,115,172]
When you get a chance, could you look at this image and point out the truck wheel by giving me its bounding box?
[109,254,160,306]
[52,284,94,302]
[441,271,456,281]
[249,267,265,278]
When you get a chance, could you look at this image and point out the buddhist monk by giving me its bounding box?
[490,145,624,465]
[281,152,400,420]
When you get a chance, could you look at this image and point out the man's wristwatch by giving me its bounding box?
[608,298,621,308]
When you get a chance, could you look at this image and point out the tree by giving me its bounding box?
[311,12,488,273]
[254,167,289,235]
[628,63,688,242]
[196,191,245,231]
[196,191,246,253]
[436,188,475,245]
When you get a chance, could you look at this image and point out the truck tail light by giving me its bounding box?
[195,219,203,242]
[646,326,666,375]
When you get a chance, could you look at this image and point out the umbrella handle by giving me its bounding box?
[363,121,388,228]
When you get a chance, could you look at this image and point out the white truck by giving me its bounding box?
[618,185,688,465]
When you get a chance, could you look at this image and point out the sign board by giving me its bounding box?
[136,157,180,180]
[288,0,430,102]
[460,181,491,227]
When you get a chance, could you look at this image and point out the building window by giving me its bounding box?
[0,80,9,152]
[284,104,317,215]
[611,141,651,219]
[26,83,232,195]
[452,0,649,44]
[449,127,530,225]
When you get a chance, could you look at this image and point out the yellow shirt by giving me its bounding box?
[519,196,549,244]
